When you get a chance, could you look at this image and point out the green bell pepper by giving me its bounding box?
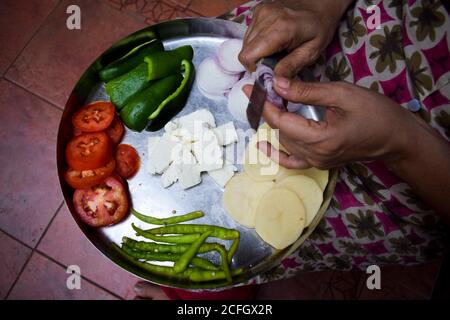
[120,74,183,132]
[147,59,195,131]
[99,39,164,82]
[144,45,193,81]
[105,63,151,110]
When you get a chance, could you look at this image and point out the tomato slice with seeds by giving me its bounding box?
[115,144,140,179]
[66,132,112,170]
[73,176,129,227]
[72,101,115,132]
[106,114,125,145]
[64,159,115,189]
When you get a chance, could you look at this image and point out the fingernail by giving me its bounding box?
[274,76,290,89]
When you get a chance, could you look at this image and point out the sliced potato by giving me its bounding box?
[255,188,306,250]
[275,175,323,226]
[223,173,275,228]
[276,167,329,191]
[243,123,284,181]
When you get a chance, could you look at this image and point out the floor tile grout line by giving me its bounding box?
[4,246,35,300]
[35,250,125,300]
[0,229,34,251]
[34,201,65,249]
[4,0,63,77]
[3,78,64,112]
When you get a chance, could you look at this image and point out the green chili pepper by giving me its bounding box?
[120,240,233,283]
[100,39,164,82]
[147,59,195,131]
[105,63,152,110]
[121,244,220,271]
[146,224,240,240]
[132,223,201,244]
[174,231,212,274]
[131,208,204,225]
[120,74,182,131]
[144,45,193,81]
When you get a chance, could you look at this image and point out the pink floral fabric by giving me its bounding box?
[224,0,450,284]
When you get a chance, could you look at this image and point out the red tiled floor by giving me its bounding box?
[0,80,62,247]
[7,252,118,300]
[0,0,59,75]
[255,270,336,299]
[38,205,139,299]
[0,231,32,299]
[6,0,147,108]
[188,0,248,16]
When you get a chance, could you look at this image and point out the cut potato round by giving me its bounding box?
[276,167,329,191]
[243,123,284,181]
[223,173,274,228]
[275,175,323,226]
[255,188,306,250]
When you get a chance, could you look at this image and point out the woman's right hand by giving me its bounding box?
[239,0,354,78]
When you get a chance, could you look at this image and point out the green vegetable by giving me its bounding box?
[105,63,151,110]
[132,223,201,244]
[174,231,212,274]
[144,45,193,81]
[112,244,237,282]
[131,208,204,225]
[100,40,164,82]
[146,224,240,240]
[147,59,195,132]
[96,30,156,70]
[120,74,182,131]
[121,244,220,271]
[227,237,240,264]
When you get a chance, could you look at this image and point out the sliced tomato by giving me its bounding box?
[115,144,140,179]
[66,132,112,170]
[106,114,124,145]
[64,159,115,189]
[72,101,115,132]
[73,176,129,227]
[73,127,83,137]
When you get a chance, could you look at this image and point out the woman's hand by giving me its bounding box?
[239,0,354,78]
[243,78,450,218]
[245,78,418,170]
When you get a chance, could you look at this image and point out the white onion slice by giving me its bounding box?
[217,39,246,74]
[196,57,240,100]
[227,77,255,123]
[255,64,284,108]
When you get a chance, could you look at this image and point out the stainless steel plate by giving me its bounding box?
[57,18,337,290]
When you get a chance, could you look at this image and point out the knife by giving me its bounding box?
[246,53,325,129]
[246,54,283,130]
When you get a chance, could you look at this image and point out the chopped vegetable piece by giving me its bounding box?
[132,224,202,244]
[99,40,164,82]
[73,176,129,227]
[115,144,140,178]
[72,101,115,132]
[147,59,196,131]
[120,74,182,132]
[144,45,193,81]
[64,159,115,189]
[146,224,240,240]
[66,132,112,171]
[105,114,124,145]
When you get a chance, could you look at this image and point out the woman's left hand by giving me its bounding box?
[244,77,424,170]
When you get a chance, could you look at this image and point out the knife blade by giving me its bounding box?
[246,73,267,130]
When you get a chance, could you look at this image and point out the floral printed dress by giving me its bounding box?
[223,0,450,284]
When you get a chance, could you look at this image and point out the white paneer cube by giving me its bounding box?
[161,162,181,188]
[213,122,238,146]
[147,132,179,174]
[177,108,216,129]
[178,151,202,189]
[208,161,237,188]
[164,121,179,133]
[192,126,223,171]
